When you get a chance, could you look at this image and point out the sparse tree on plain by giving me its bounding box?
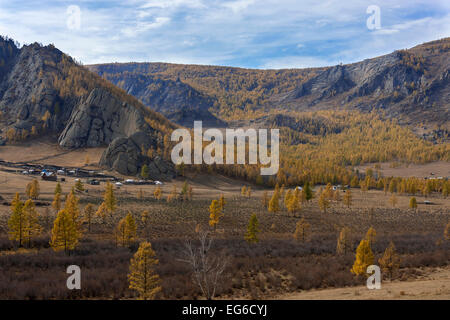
[245,214,259,244]
[209,200,223,232]
[179,231,228,300]
[8,193,25,246]
[350,239,374,276]
[336,227,352,255]
[116,212,137,247]
[50,209,80,253]
[378,241,401,280]
[128,242,162,300]
[293,217,310,242]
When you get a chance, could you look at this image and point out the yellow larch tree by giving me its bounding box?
[128,242,162,300]
[116,212,137,247]
[245,213,259,244]
[350,239,374,276]
[154,186,162,200]
[26,179,40,199]
[104,181,117,215]
[318,191,330,213]
[378,241,401,280]
[268,189,280,213]
[52,192,62,213]
[209,199,223,232]
[95,202,108,223]
[293,217,310,242]
[8,193,25,246]
[287,188,302,216]
[336,227,352,255]
[365,227,377,247]
[22,199,41,247]
[50,209,80,253]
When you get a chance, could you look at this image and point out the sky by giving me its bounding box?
[0,0,449,69]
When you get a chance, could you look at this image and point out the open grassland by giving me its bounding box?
[0,166,449,299]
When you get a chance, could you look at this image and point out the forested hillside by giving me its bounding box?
[89,38,450,135]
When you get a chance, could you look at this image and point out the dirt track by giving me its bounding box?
[277,267,450,300]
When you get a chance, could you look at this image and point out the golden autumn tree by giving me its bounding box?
[378,241,401,280]
[336,227,352,255]
[128,242,162,300]
[83,203,95,232]
[104,182,117,215]
[245,213,259,244]
[287,188,302,216]
[50,209,80,253]
[74,179,84,192]
[284,189,293,208]
[26,179,40,199]
[54,182,62,195]
[365,227,377,247]
[65,190,81,230]
[293,217,310,242]
[22,199,41,247]
[154,186,162,200]
[350,239,374,276]
[95,202,108,223]
[52,192,62,213]
[409,197,417,211]
[116,212,137,247]
[343,189,352,208]
[8,193,25,246]
[209,199,223,232]
[268,190,280,213]
[318,191,330,213]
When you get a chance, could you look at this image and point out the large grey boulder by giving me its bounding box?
[58,88,148,148]
[99,131,175,179]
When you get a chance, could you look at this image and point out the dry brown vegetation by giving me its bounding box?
[0,165,449,299]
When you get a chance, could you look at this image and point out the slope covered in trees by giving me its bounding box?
[89,38,450,135]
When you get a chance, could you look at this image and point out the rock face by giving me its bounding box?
[99,131,175,179]
[58,88,148,148]
[84,70,225,128]
[0,37,177,180]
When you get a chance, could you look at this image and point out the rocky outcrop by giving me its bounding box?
[58,88,149,148]
[85,69,225,128]
[99,131,175,179]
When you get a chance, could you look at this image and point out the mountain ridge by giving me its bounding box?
[88,38,450,134]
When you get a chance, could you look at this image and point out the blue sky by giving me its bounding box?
[0,0,449,68]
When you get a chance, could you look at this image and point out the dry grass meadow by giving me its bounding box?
[0,142,449,300]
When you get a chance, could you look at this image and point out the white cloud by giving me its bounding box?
[222,0,255,13]
[122,17,170,37]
